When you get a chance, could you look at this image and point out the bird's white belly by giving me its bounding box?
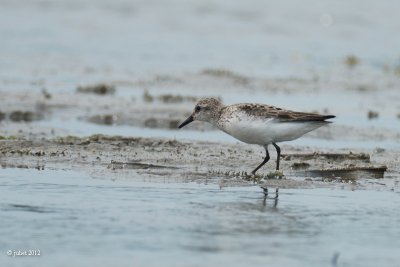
[219,116,325,145]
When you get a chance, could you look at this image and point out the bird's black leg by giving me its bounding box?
[272,143,281,170]
[251,145,270,175]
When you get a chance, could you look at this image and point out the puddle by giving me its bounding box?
[0,168,399,267]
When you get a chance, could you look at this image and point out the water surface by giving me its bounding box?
[1,168,399,267]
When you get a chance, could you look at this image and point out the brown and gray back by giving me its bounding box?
[230,103,335,122]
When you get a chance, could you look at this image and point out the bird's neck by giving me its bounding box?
[209,105,225,127]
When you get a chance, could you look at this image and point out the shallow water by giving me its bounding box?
[1,168,399,267]
[1,0,400,79]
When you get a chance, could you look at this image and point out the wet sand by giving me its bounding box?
[0,134,398,191]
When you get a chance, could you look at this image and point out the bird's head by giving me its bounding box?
[178,98,224,128]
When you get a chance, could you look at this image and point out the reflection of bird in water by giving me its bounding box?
[262,187,279,208]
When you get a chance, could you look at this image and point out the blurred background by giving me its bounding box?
[0,0,399,148]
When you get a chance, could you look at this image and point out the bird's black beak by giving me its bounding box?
[178,115,194,128]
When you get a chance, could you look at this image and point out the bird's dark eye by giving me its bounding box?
[195,106,201,112]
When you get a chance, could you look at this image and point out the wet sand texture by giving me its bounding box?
[0,135,396,190]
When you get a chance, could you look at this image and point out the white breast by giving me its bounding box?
[218,112,327,145]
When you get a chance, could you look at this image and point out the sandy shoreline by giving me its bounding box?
[1,134,398,192]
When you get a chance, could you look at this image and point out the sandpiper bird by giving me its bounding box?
[178,98,335,174]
